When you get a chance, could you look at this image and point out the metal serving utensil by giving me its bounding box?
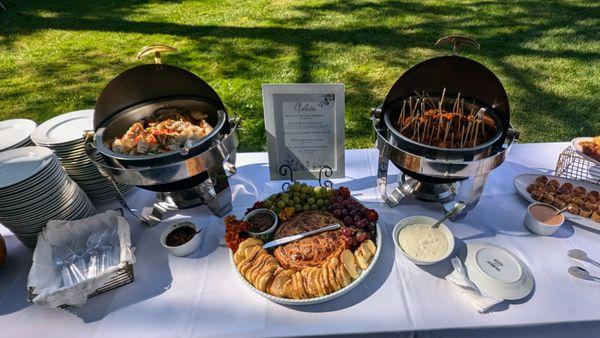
[568,266,600,282]
[262,223,341,249]
[567,249,600,269]
[431,201,466,229]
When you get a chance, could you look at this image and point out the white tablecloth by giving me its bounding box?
[2,143,600,338]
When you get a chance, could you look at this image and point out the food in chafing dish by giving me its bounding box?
[526,175,600,222]
[394,89,497,148]
[579,136,600,162]
[225,184,379,300]
[111,107,213,155]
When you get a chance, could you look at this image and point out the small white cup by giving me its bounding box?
[523,202,564,236]
[243,208,279,237]
[160,221,202,257]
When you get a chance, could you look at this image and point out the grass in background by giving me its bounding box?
[0,0,598,151]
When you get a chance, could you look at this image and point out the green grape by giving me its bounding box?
[293,196,301,204]
[263,201,273,208]
[307,197,316,205]
[313,186,323,195]
[316,199,324,206]
[291,183,301,192]
[310,204,318,210]
[277,200,286,208]
[301,186,312,194]
[302,204,310,212]
[294,204,303,211]
[300,193,307,200]
[281,193,290,201]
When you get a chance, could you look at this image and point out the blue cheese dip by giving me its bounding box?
[398,223,448,261]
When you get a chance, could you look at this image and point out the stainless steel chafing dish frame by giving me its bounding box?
[84,117,239,226]
[372,106,518,217]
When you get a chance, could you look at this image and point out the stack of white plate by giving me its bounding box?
[31,110,132,203]
[0,119,37,152]
[0,147,97,248]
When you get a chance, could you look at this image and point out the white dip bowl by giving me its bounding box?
[393,215,455,265]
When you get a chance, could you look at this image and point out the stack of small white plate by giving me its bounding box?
[0,147,97,248]
[31,109,132,203]
[0,119,37,152]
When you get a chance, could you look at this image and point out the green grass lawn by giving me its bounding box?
[1,0,598,151]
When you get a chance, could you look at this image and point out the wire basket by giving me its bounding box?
[554,146,600,185]
[27,263,134,307]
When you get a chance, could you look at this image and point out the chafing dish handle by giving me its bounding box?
[136,44,178,65]
[435,36,480,55]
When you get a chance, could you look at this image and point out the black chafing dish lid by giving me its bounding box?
[382,48,510,132]
[94,63,226,130]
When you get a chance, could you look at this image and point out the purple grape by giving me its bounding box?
[355,231,367,242]
[333,209,342,218]
[343,216,354,226]
[341,209,349,218]
[342,227,355,236]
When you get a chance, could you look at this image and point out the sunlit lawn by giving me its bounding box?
[0,0,598,151]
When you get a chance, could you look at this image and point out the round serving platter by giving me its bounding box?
[571,137,600,165]
[513,173,600,231]
[229,222,382,306]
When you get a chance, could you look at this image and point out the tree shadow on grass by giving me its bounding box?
[0,0,598,149]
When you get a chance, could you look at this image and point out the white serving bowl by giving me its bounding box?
[393,215,455,265]
[160,221,202,257]
[523,202,564,236]
[243,208,279,237]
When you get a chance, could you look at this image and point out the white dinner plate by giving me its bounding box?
[0,119,37,151]
[513,173,600,231]
[571,137,600,165]
[31,110,93,146]
[230,222,382,305]
[460,242,534,301]
[0,147,54,189]
[0,158,60,195]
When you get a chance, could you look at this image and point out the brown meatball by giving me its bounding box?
[542,193,555,204]
[548,179,560,189]
[592,211,600,223]
[552,199,567,209]
[580,207,593,218]
[574,186,587,195]
[531,190,544,201]
[559,182,574,193]
[535,175,549,184]
[567,203,580,215]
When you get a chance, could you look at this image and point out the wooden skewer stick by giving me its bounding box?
[451,132,455,148]
[443,118,451,145]
[472,121,479,147]
[397,100,406,127]
[462,121,472,148]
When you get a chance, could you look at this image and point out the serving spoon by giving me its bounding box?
[431,201,466,229]
[568,266,600,282]
[567,249,600,269]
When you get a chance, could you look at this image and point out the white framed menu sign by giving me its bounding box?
[262,83,345,180]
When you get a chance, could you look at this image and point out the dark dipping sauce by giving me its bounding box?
[248,212,275,233]
[166,226,197,247]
